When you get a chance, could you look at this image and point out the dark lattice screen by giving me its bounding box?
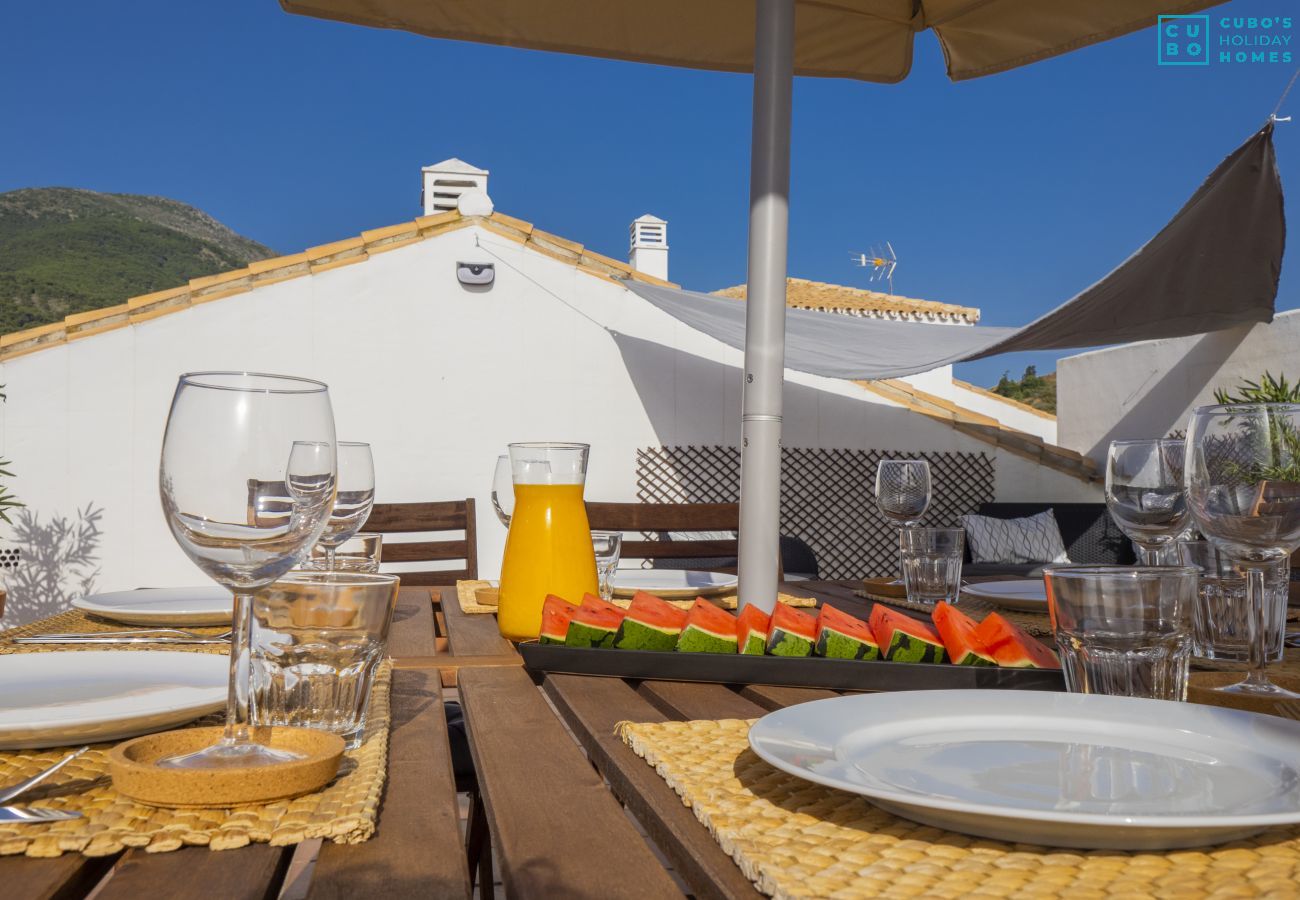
[635,446,995,580]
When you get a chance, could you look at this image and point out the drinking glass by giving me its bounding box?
[498,443,598,641]
[899,527,964,609]
[1186,402,1300,696]
[1043,565,1196,700]
[1105,439,1190,565]
[1178,540,1286,663]
[251,571,399,749]
[592,530,623,601]
[875,459,931,579]
[491,453,513,528]
[159,372,337,768]
[308,532,382,573]
[315,442,375,571]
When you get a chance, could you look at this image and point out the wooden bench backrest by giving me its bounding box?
[362,499,478,586]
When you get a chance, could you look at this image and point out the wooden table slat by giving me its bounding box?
[309,668,471,900]
[459,666,681,898]
[0,854,116,900]
[95,845,293,900]
[737,684,840,711]
[385,587,438,659]
[636,680,768,722]
[543,674,760,900]
[437,587,514,658]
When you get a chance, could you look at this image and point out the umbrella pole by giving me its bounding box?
[737,0,794,613]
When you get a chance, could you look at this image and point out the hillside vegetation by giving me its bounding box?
[0,187,275,334]
[992,366,1056,414]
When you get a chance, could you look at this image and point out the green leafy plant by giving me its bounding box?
[1213,371,1300,406]
[1212,372,1300,484]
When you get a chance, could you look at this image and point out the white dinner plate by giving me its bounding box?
[0,652,227,749]
[748,690,1300,850]
[612,569,738,599]
[74,587,234,625]
[961,579,1048,611]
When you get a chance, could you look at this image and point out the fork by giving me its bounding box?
[1273,700,1300,722]
[0,806,83,823]
[10,628,232,645]
[0,747,90,805]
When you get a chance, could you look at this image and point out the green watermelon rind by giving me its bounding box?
[767,629,813,657]
[948,646,996,666]
[739,631,767,655]
[677,623,739,654]
[882,630,947,664]
[539,632,568,645]
[815,626,881,661]
[565,620,619,649]
[614,618,681,652]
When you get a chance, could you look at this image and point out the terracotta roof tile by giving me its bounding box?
[714,277,980,323]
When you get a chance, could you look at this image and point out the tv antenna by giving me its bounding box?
[850,242,897,295]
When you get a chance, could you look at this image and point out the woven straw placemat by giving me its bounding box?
[0,612,390,857]
[618,718,1300,899]
[455,580,815,615]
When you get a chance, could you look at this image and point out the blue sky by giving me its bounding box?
[3,0,1295,386]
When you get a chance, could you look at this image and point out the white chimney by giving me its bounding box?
[421,158,489,216]
[629,214,668,281]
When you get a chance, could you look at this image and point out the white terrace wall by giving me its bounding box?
[0,223,1097,623]
[1057,309,1300,466]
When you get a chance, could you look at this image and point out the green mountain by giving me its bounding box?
[992,366,1057,414]
[0,187,276,335]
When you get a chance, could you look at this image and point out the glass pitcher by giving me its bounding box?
[497,442,599,640]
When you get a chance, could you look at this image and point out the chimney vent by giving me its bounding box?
[629,214,668,280]
[421,158,490,215]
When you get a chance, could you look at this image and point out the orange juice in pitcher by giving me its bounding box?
[497,442,598,640]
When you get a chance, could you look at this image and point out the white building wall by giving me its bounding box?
[0,224,1097,623]
[947,384,1058,443]
[1057,310,1300,465]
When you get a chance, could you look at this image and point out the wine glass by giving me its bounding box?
[315,441,376,571]
[1186,403,1300,697]
[491,453,513,527]
[874,460,931,580]
[1105,439,1190,565]
[159,372,337,767]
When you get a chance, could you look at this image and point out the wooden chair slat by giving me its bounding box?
[620,540,738,559]
[389,569,472,587]
[542,674,761,900]
[381,541,468,563]
[95,845,293,900]
[363,502,470,533]
[586,501,739,532]
[458,667,681,899]
[310,668,471,900]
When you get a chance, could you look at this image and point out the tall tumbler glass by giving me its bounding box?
[1105,439,1190,565]
[1179,540,1287,663]
[497,443,598,641]
[1186,403,1300,697]
[159,372,337,768]
[874,459,931,580]
[899,527,964,609]
[1043,565,1197,700]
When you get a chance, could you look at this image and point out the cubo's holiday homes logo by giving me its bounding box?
[1158,14,1293,66]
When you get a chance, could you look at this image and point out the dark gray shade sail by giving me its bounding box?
[626,123,1284,381]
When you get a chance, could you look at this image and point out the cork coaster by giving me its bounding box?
[619,718,1300,899]
[455,580,815,615]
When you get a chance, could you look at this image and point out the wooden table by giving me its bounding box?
[2,580,886,899]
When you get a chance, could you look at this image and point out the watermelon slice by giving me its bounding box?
[869,605,947,664]
[614,591,689,651]
[766,602,817,657]
[676,598,738,653]
[974,612,1060,669]
[539,594,579,645]
[814,605,880,660]
[736,605,771,655]
[930,602,995,666]
[564,593,626,648]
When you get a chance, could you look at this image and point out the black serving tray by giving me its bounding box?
[519,642,1065,692]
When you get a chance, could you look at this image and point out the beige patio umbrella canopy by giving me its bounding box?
[280,0,1227,612]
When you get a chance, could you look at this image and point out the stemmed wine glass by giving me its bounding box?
[874,460,931,579]
[159,372,337,768]
[315,442,376,570]
[491,453,513,527]
[1105,439,1191,565]
[1186,403,1300,697]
